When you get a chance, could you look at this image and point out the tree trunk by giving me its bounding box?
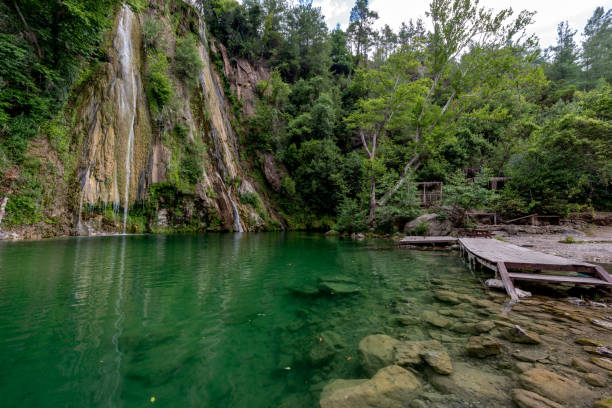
[367,170,376,230]
[0,196,8,229]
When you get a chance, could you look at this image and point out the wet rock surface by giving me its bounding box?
[319,275,612,408]
[320,365,421,408]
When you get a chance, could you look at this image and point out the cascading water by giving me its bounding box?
[230,199,244,233]
[115,5,137,234]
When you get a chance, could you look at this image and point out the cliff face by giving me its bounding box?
[4,1,283,239]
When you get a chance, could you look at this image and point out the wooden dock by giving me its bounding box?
[458,238,612,300]
[398,236,458,247]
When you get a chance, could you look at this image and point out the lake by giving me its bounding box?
[3,233,606,408]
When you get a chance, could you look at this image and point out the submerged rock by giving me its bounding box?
[422,311,451,328]
[501,325,541,344]
[511,388,563,408]
[320,365,421,408]
[318,276,360,295]
[427,362,509,402]
[422,348,453,375]
[519,368,596,407]
[511,349,548,363]
[465,335,501,358]
[394,340,453,375]
[434,290,461,305]
[358,335,399,376]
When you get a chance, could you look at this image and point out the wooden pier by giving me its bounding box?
[398,236,458,247]
[458,238,612,300]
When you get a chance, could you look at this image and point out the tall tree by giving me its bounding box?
[347,0,540,227]
[347,0,378,67]
[329,25,353,76]
[582,7,611,87]
[546,21,581,84]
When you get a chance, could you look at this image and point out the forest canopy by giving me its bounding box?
[0,0,610,233]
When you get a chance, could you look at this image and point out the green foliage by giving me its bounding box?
[0,0,121,162]
[174,35,203,88]
[442,169,499,213]
[407,221,429,236]
[335,198,367,233]
[142,17,167,51]
[239,191,262,211]
[145,53,174,117]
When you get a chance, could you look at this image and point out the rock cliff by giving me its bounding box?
[3,0,283,239]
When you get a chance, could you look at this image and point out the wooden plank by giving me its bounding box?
[593,265,612,284]
[504,263,600,274]
[398,236,458,245]
[508,273,612,286]
[458,238,597,268]
[498,262,519,300]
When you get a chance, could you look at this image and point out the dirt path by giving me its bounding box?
[504,226,612,266]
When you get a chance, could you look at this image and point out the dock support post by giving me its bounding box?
[497,262,519,301]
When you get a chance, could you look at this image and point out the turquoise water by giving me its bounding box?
[0,233,471,407]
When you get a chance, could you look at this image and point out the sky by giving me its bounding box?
[311,0,611,49]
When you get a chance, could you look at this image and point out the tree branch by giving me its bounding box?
[13,1,42,59]
[376,152,421,207]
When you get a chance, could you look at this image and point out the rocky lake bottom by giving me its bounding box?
[0,233,610,407]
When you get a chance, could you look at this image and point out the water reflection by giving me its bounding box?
[0,233,475,408]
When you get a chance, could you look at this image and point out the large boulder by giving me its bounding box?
[519,368,596,407]
[320,365,421,408]
[404,213,452,236]
[358,335,400,376]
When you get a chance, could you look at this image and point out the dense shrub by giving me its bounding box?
[174,35,203,88]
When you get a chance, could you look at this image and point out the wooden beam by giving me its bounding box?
[508,273,612,286]
[593,266,612,284]
[504,263,599,274]
[497,262,519,300]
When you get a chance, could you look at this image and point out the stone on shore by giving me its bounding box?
[519,368,596,407]
[585,373,607,387]
[511,388,563,408]
[591,357,612,371]
[594,397,612,408]
[358,335,399,376]
[571,357,601,373]
[320,365,421,408]
[465,335,501,358]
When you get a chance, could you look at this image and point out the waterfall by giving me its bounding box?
[115,5,137,234]
[230,199,244,233]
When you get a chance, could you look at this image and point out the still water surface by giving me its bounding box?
[0,233,470,407]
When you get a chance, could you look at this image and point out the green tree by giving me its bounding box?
[329,25,353,76]
[546,21,581,85]
[582,7,611,88]
[347,0,379,67]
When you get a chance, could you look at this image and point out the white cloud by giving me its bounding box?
[313,0,608,48]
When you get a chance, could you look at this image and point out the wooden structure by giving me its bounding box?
[502,214,561,226]
[416,182,443,206]
[398,236,458,247]
[458,238,612,300]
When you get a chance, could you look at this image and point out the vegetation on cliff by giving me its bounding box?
[0,0,610,235]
